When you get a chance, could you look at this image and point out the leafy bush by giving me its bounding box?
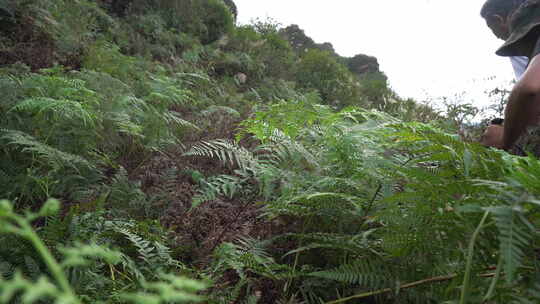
[357,71,392,109]
[216,20,296,82]
[0,0,114,68]
[296,49,361,108]
[127,0,234,44]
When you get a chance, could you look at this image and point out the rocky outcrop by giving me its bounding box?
[280,24,383,78]
[345,54,382,77]
[279,24,336,55]
[222,0,237,21]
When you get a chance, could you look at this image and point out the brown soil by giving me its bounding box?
[128,123,296,302]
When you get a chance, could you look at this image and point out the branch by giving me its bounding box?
[326,272,498,304]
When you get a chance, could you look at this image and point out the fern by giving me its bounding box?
[0,271,79,304]
[120,273,206,303]
[163,110,200,130]
[210,238,293,281]
[146,74,191,107]
[59,242,122,269]
[192,174,244,208]
[40,213,70,246]
[10,97,96,127]
[200,105,241,119]
[1,129,94,171]
[488,204,532,283]
[0,199,204,303]
[509,282,540,304]
[23,256,42,281]
[113,225,185,274]
[472,155,540,284]
[262,128,319,171]
[0,261,13,280]
[116,227,157,265]
[186,139,257,172]
[309,260,389,289]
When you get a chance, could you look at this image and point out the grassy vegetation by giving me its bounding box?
[0,0,538,303]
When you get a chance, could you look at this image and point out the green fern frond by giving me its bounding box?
[146,75,191,106]
[163,111,200,130]
[200,105,240,119]
[510,282,540,304]
[185,139,257,171]
[211,238,290,280]
[115,227,156,265]
[112,112,145,138]
[0,261,13,280]
[192,174,244,208]
[309,260,388,288]
[11,96,96,127]
[282,232,372,255]
[262,128,319,170]
[23,256,42,281]
[59,242,122,269]
[176,72,211,85]
[1,129,94,171]
[40,213,69,245]
[266,192,361,219]
[120,273,206,304]
[0,271,79,304]
[154,242,185,270]
[487,204,532,283]
[112,224,184,274]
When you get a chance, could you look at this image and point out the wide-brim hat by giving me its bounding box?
[497,0,540,57]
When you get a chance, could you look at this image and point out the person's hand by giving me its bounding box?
[480,124,504,149]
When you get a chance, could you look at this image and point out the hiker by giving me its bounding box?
[481,0,540,155]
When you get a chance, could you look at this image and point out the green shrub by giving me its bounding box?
[296,49,361,108]
[198,0,235,44]
[358,71,392,110]
[112,13,199,62]
[127,0,234,44]
[227,21,296,81]
[0,0,114,68]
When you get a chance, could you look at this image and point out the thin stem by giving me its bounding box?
[325,271,499,304]
[285,217,309,294]
[460,210,490,304]
[483,255,503,302]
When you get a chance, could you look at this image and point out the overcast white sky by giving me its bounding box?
[234,0,516,110]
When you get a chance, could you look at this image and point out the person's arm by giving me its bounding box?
[503,40,540,150]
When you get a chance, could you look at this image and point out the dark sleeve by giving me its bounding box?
[530,33,540,59]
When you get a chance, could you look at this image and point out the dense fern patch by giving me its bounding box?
[0,0,538,303]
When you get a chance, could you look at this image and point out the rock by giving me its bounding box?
[235,72,247,84]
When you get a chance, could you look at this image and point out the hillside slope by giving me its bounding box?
[0,1,538,303]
